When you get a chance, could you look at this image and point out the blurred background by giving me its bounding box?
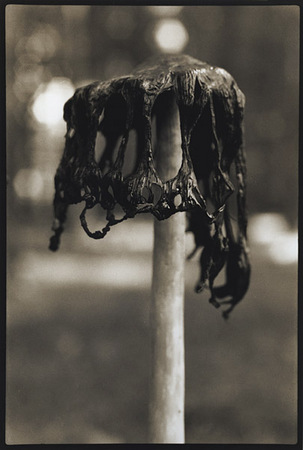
[6,5,298,444]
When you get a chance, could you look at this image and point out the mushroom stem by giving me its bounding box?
[149,92,185,443]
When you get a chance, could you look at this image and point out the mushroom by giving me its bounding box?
[49,54,250,318]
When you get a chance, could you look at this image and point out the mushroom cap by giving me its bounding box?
[49,54,250,317]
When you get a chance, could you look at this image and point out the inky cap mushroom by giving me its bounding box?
[49,54,251,318]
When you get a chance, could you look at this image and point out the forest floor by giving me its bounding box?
[6,209,298,444]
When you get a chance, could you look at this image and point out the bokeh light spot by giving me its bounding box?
[31,78,74,127]
[13,168,44,201]
[250,213,289,245]
[153,19,188,54]
[25,24,60,61]
[250,213,298,265]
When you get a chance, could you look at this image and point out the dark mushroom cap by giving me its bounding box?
[49,54,250,318]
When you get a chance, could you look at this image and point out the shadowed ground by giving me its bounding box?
[6,210,297,444]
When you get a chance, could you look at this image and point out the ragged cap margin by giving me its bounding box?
[49,54,250,318]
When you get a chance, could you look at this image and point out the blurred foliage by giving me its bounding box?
[6,5,299,226]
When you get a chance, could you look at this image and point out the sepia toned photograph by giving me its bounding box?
[5,3,299,445]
